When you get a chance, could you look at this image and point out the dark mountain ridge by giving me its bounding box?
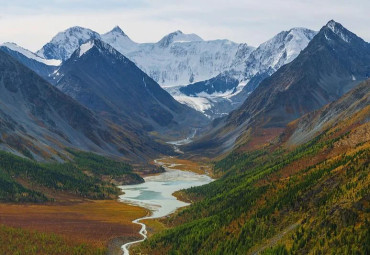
[0,49,170,162]
[55,39,208,138]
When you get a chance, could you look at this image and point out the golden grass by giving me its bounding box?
[0,200,148,248]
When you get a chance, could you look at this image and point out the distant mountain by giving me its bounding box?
[0,43,60,83]
[35,26,316,119]
[37,26,101,61]
[175,28,317,118]
[101,26,137,52]
[185,20,370,155]
[33,25,316,119]
[37,26,250,87]
[239,28,317,77]
[102,29,248,87]
[54,39,207,138]
[0,50,170,162]
[157,30,203,47]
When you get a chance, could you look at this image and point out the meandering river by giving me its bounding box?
[119,159,213,254]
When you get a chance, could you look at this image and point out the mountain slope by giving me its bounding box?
[0,43,60,83]
[136,79,370,255]
[54,39,207,137]
[186,20,370,154]
[285,79,370,146]
[0,50,169,162]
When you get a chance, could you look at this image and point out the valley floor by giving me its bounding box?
[0,200,148,254]
[0,156,212,255]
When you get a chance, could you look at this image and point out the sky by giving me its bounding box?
[0,0,369,52]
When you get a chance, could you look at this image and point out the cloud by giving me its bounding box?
[0,0,369,51]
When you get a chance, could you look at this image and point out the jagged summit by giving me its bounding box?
[240,27,317,78]
[322,19,358,43]
[158,30,203,47]
[101,26,137,52]
[326,19,337,27]
[37,26,101,60]
[110,26,126,35]
[103,25,132,39]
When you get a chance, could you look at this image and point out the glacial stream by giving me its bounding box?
[119,159,213,254]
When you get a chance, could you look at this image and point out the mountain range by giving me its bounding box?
[185,20,370,155]
[0,20,368,159]
[36,26,247,88]
[1,25,317,119]
[174,27,317,118]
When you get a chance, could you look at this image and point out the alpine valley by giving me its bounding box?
[0,17,368,255]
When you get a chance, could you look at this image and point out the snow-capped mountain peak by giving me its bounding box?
[173,27,317,118]
[324,20,352,43]
[1,42,61,66]
[104,31,240,86]
[37,26,101,60]
[280,27,318,63]
[103,26,132,40]
[37,26,241,87]
[101,26,137,53]
[241,27,317,78]
[110,26,126,36]
[158,30,203,47]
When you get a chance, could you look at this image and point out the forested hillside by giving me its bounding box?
[0,149,143,202]
[135,81,369,254]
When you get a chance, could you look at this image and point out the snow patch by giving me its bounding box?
[79,41,94,57]
[174,95,212,113]
[326,20,350,43]
[2,42,61,66]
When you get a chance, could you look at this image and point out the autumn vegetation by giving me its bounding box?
[0,149,146,254]
[134,107,369,254]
